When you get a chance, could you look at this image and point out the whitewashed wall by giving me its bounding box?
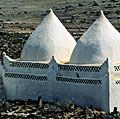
[3,52,49,75]
[58,59,109,78]
[3,73,48,100]
[109,62,120,112]
[2,55,109,111]
[54,75,109,111]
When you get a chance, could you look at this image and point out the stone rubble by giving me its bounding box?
[0,0,120,118]
[0,31,30,60]
[0,99,120,118]
[1,0,120,60]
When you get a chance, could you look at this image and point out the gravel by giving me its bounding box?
[0,99,119,119]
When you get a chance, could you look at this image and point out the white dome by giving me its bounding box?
[20,9,76,63]
[70,11,120,64]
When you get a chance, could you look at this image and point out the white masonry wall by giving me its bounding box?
[3,72,48,100]
[109,62,120,112]
[54,76,108,111]
[54,59,109,111]
[2,55,109,112]
[3,53,49,75]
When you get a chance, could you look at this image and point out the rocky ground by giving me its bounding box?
[0,0,120,118]
[0,99,120,119]
[0,0,120,59]
[0,31,29,60]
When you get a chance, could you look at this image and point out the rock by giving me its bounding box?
[92,1,99,6]
[111,0,117,2]
[38,96,42,108]
[113,107,118,114]
[78,3,84,7]
[0,99,120,118]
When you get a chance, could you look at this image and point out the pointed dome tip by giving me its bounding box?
[49,9,53,13]
[100,10,104,16]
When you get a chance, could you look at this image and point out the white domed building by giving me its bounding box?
[70,11,120,64]
[21,9,76,63]
[0,10,120,112]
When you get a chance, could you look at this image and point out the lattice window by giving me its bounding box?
[58,64,101,72]
[114,65,120,71]
[56,76,102,84]
[5,72,47,81]
[9,61,49,69]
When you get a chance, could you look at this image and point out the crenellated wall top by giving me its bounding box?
[2,54,109,74]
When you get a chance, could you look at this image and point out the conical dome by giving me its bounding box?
[20,9,76,63]
[70,11,120,64]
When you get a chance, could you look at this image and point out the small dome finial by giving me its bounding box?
[48,9,53,13]
[100,10,104,16]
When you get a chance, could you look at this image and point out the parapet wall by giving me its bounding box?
[3,53,49,75]
[3,69,109,111]
[2,53,108,79]
[58,59,108,78]
[2,54,109,111]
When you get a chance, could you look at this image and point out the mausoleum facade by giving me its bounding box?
[0,9,120,112]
